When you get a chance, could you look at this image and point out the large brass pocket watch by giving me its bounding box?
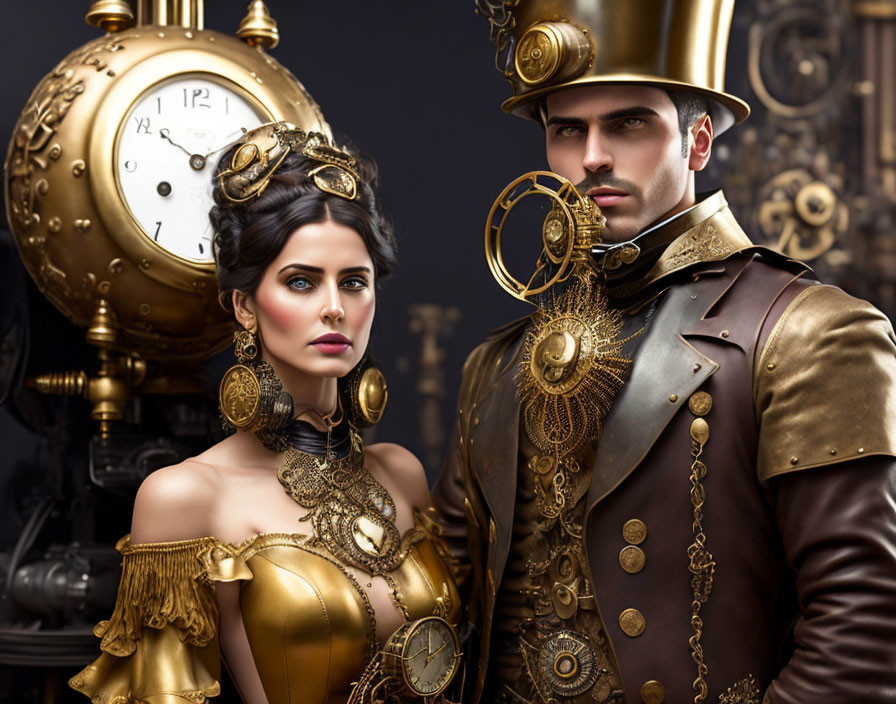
[383,616,461,698]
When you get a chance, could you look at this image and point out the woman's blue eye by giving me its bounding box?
[287,276,313,290]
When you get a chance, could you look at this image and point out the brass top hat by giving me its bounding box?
[479,0,750,133]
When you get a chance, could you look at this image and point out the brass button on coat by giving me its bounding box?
[622,519,647,545]
[619,545,646,573]
[640,679,665,703]
[688,390,713,416]
[618,608,646,637]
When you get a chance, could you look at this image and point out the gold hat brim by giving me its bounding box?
[502,74,750,134]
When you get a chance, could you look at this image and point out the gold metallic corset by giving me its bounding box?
[239,531,460,704]
[70,522,460,704]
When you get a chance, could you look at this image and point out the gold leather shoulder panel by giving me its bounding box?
[755,284,896,481]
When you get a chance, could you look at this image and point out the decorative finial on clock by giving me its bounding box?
[237,1,280,49]
[85,0,135,32]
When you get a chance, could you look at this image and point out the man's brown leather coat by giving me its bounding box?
[434,194,896,703]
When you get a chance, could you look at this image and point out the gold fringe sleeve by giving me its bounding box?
[69,535,252,704]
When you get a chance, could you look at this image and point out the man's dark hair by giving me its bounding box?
[666,90,710,157]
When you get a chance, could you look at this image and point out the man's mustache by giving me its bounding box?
[574,173,642,200]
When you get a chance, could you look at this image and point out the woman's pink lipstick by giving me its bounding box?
[311,333,351,354]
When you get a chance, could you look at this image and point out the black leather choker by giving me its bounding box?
[286,419,352,459]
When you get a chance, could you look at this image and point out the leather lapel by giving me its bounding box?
[469,335,524,547]
[585,268,747,512]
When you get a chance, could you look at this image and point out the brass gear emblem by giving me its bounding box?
[516,25,562,85]
[219,364,261,428]
[537,631,599,697]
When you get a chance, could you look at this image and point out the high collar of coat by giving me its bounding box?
[595,190,755,304]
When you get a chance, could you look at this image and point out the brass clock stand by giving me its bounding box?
[0,1,328,695]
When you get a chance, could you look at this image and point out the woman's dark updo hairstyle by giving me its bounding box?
[210,139,397,312]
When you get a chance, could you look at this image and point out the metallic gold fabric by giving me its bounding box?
[755,284,896,481]
[70,521,460,704]
[69,536,227,704]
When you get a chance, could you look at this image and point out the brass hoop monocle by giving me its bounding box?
[484,171,606,302]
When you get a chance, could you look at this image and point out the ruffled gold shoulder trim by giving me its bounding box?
[98,535,251,658]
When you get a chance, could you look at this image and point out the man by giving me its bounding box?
[434,1,896,703]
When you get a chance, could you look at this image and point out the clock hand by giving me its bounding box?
[406,646,428,660]
[425,641,449,665]
[202,128,249,160]
[160,128,207,171]
[159,128,191,157]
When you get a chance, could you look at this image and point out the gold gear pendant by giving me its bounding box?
[486,171,636,518]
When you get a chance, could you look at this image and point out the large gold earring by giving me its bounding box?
[346,362,388,427]
[219,327,293,441]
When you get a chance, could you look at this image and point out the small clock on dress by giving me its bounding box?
[384,616,461,697]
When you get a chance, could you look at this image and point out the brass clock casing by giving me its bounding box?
[5,25,329,361]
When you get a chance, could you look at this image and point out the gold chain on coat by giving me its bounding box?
[687,417,715,704]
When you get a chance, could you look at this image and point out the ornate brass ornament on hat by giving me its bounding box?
[477,0,751,134]
[218,327,294,437]
[216,123,360,204]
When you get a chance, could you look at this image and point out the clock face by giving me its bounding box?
[116,75,267,264]
[401,617,459,696]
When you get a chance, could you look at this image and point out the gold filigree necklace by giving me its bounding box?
[277,426,402,576]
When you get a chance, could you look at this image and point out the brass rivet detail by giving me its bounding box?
[48,217,62,233]
[668,394,678,403]
[619,608,646,637]
[36,180,49,195]
[790,456,799,465]
[766,363,776,370]
[74,218,92,233]
[693,363,701,372]
[619,545,646,573]
[720,330,730,338]
[138,303,151,317]
[688,391,713,416]
[97,281,112,295]
[48,144,62,160]
[474,417,480,426]
[140,258,151,269]
[830,449,837,456]
[640,680,666,704]
[622,519,647,545]
[858,447,865,453]
[108,258,123,274]
[72,160,86,177]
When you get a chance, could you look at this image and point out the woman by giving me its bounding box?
[69,123,462,704]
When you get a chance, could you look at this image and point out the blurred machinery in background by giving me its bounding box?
[709,0,896,319]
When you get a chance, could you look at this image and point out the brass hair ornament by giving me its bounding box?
[216,121,360,203]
